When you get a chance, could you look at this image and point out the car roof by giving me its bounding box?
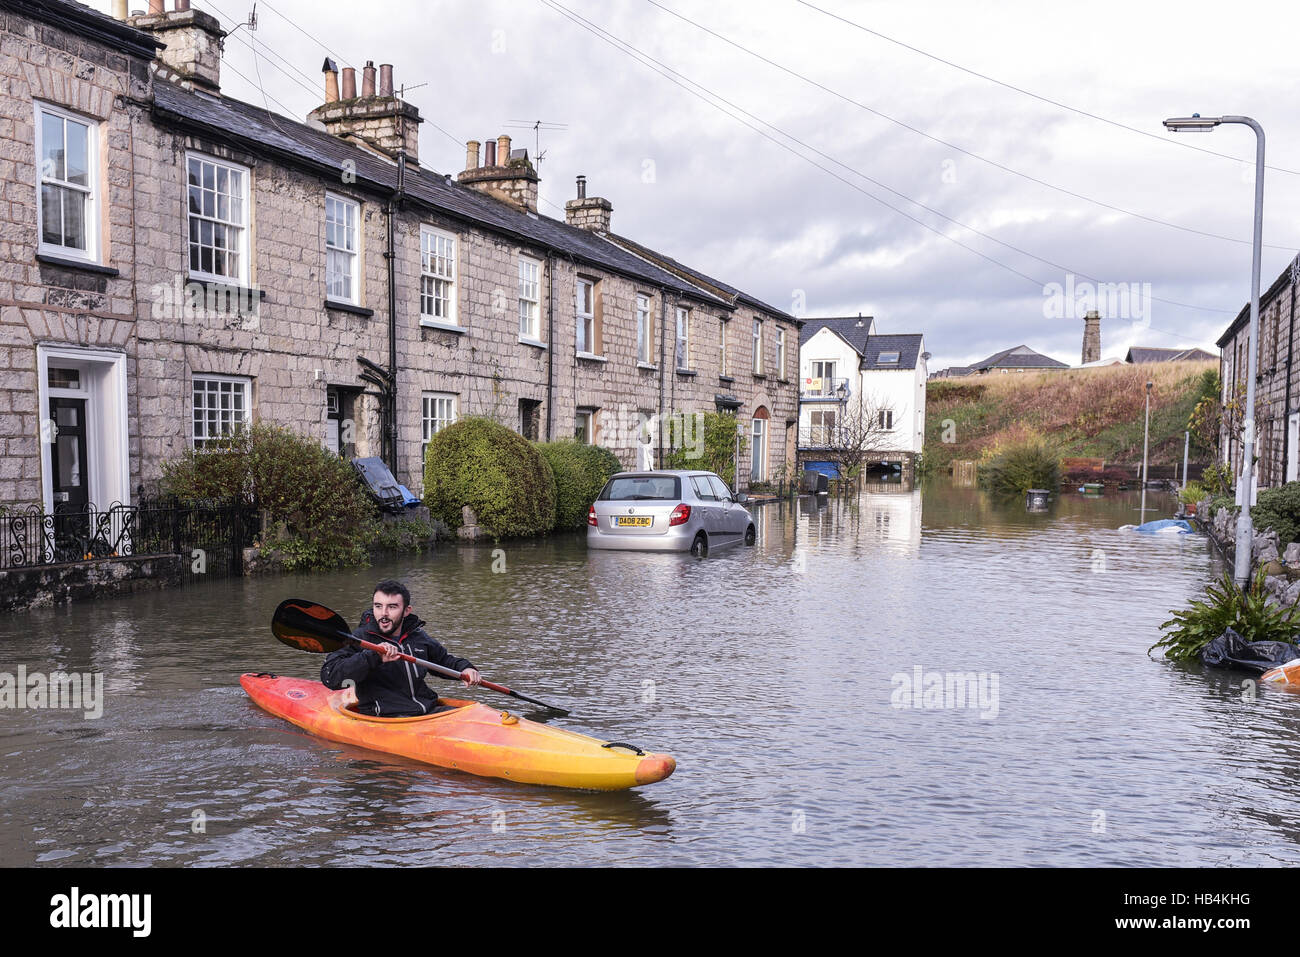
[608,470,718,478]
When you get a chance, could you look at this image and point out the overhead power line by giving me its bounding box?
[643,0,1296,252]
[538,0,1231,329]
[795,0,1300,177]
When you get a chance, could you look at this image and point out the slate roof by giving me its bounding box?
[929,367,975,379]
[971,345,1068,371]
[798,316,876,352]
[1216,264,1294,348]
[150,82,746,310]
[601,232,796,321]
[1125,347,1217,364]
[859,334,924,371]
[14,0,161,61]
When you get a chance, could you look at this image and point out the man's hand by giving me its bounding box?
[376,642,403,663]
[461,668,481,687]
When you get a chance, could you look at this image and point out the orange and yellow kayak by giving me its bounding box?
[1260,660,1300,689]
[240,673,675,791]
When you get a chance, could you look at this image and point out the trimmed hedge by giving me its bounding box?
[537,440,625,530]
[160,423,377,569]
[423,416,557,538]
[1252,481,1300,547]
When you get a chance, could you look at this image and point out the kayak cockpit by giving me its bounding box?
[329,690,476,724]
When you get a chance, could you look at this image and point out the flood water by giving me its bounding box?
[4,479,1300,867]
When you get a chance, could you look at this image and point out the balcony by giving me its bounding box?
[798,425,845,449]
[800,376,850,401]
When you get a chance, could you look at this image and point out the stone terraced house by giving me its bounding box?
[0,0,800,515]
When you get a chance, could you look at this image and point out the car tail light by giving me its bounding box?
[669,503,691,527]
[588,505,597,527]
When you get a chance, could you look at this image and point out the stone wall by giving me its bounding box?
[0,553,182,612]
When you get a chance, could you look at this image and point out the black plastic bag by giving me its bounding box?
[1200,627,1300,674]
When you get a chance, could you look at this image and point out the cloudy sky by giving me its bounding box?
[91,0,1300,369]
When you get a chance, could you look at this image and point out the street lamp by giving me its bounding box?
[1141,381,1153,519]
[1165,114,1265,586]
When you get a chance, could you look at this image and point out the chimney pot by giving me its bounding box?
[576,175,586,199]
[112,0,128,18]
[465,140,481,171]
[379,64,393,97]
[362,61,376,97]
[174,0,191,11]
[497,135,510,164]
[322,58,339,104]
[148,0,163,13]
[341,67,356,100]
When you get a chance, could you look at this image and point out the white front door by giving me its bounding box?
[1289,413,1300,482]
[37,346,130,511]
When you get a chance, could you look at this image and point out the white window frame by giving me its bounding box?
[776,327,786,379]
[637,294,655,365]
[519,257,542,342]
[420,226,457,326]
[325,192,360,304]
[879,409,895,431]
[36,102,98,262]
[186,152,250,285]
[575,409,596,444]
[720,320,728,376]
[751,416,766,482]
[422,392,458,460]
[752,318,763,375]
[676,306,690,370]
[576,277,596,355]
[192,374,251,449]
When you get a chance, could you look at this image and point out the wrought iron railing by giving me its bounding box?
[0,498,258,576]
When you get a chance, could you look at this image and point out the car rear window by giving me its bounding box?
[600,476,681,500]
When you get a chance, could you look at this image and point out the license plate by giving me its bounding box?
[616,516,652,527]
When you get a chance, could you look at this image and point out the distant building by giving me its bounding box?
[1125,347,1217,364]
[970,345,1068,374]
[929,366,975,380]
[796,316,926,469]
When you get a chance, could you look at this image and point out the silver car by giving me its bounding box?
[586,470,757,556]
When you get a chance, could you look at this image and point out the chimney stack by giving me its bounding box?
[129,1,227,93]
[1082,310,1101,364]
[308,58,422,163]
[457,132,539,214]
[465,140,480,170]
[565,174,612,233]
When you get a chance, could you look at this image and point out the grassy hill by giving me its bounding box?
[925,360,1218,472]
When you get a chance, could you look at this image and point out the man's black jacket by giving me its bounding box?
[320,609,474,717]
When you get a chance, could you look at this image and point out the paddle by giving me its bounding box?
[270,598,571,715]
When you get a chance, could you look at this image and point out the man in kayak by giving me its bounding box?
[320,579,481,717]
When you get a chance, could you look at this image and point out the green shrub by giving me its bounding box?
[1201,463,1233,497]
[977,438,1061,496]
[423,416,556,538]
[1252,482,1300,546]
[662,410,744,486]
[536,440,625,530]
[1179,482,1207,505]
[160,423,377,569]
[1150,568,1300,661]
[369,517,449,553]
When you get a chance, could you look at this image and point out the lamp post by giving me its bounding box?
[1141,380,1153,519]
[1164,114,1265,586]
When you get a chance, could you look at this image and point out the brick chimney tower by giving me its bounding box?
[128,1,226,94]
[457,134,539,214]
[565,175,612,233]
[1082,309,1101,364]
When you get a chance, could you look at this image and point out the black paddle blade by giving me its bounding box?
[271,598,354,655]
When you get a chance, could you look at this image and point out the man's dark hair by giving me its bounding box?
[373,579,411,608]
